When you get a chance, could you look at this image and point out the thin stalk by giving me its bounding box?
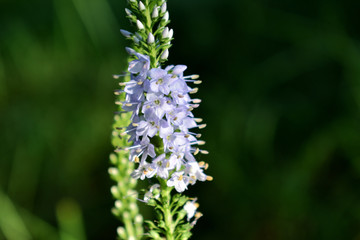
[160,180,175,240]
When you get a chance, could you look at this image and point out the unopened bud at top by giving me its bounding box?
[136,20,144,30]
[162,27,169,38]
[138,1,145,11]
[117,227,126,238]
[163,11,169,22]
[161,49,169,60]
[120,29,132,38]
[161,2,167,13]
[152,7,159,18]
[147,32,155,44]
[125,8,132,17]
[168,29,174,39]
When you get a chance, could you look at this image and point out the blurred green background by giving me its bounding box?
[1,0,360,239]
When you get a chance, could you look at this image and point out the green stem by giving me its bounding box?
[123,211,136,239]
[160,180,175,240]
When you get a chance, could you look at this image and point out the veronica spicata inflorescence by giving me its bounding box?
[109,0,212,239]
[118,51,211,193]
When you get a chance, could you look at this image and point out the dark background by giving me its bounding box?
[1,0,360,239]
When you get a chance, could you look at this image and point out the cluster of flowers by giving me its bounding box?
[116,48,210,192]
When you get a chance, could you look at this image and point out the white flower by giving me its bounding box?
[167,171,188,192]
[185,161,207,185]
[183,200,199,221]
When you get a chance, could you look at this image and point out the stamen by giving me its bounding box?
[198,124,207,129]
[115,148,128,153]
[120,128,136,136]
[190,104,200,108]
[193,148,199,155]
[192,99,202,104]
[113,73,129,79]
[200,150,209,155]
[206,176,213,181]
[114,89,124,95]
[184,74,199,80]
[204,163,209,169]
[125,144,141,150]
[190,88,198,94]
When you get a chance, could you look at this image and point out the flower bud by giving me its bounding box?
[120,29,132,38]
[149,230,161,239]
[147,198,156,206]
[135,214,143,224]
[162,27,169,38]
[111,186,120,198]
[161,49,169,60]
[136,20,144,30]
[152,7,159,18]
[117,227,126,239]
[138,1,145,11]
[108,167,119,176]
[168,29,174,39]
[125,8,132,17]
[147,32,155,44]
[115,200,123,210]
[134,36,140,44]
[178,196,188,206]
[161,2,167,13]
[109,153,117,164]
[163,11,169,22]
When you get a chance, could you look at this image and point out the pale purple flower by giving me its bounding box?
[127,50,150,76]
[150,154,173,179]
[136,108,160,138]
[143,93,174,119]
[145,68,171,94]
